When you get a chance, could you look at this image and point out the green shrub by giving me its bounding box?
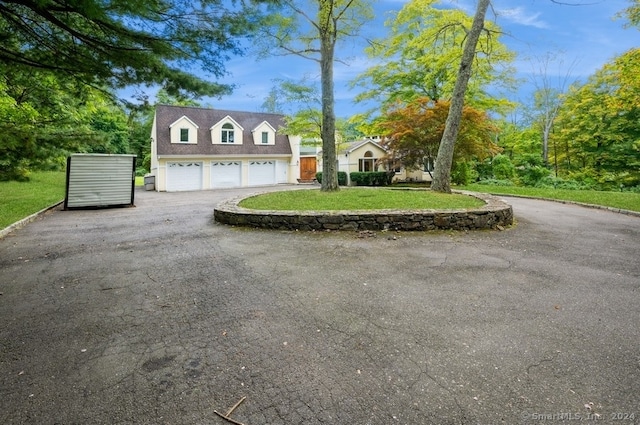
[492,154,516,180]
[534,176,592,190]
[452,160,474,185]
[475,158,493,181]
[315,171,347,186]
[338,172,347,186]
[476,178,515,186]
[515,153,545,168]
[517,165,552,186]
[349,171,393,186]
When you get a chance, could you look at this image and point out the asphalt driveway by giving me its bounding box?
[1,186,638,424]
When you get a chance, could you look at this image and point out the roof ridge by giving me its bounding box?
[157,104,285,118]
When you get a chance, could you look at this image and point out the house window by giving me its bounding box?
[221,123,235,143]
[261,131,269,144]
[180,128,189,143]
[359,150,376,172]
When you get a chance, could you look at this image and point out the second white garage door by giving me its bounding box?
[166,162,202,192]
[211,161,242,188]
[248,161,276,186]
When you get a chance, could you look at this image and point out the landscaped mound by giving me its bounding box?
[214,188,513,231]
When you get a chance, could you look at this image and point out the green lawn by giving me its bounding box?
[1,172,147,230]
[3,173,639,231]
[0,171,67,229]
[239,188,485,211]
[459,184,640,212]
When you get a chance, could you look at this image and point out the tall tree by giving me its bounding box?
[352,0,515,117]
[554,48,640,188]
[0,67,129,180]
[0,0,273,98]
[431,0,491,193]
[258,0,374,191]
[524,53,577,169]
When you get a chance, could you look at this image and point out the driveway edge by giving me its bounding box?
[488,193,640,218]
[0,200,64,240]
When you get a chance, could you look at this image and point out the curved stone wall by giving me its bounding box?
[214,190,513,231]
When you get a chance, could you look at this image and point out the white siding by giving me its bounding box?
[276,160,288,184]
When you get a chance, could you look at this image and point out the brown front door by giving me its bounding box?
[300,157,317,180]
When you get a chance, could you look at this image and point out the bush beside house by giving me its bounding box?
[316,171,348,186]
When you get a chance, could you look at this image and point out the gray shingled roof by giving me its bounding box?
[154,104,292,156]
[338,138,386,155]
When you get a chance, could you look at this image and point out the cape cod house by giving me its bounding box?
[327,137,434,184]
[150,105,301,191]
[337,138,387,177]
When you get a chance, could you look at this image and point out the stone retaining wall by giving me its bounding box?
[214,190,513,231]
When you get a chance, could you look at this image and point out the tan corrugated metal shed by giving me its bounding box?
[64,154,136,209]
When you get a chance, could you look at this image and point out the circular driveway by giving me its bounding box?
[1,187,638,424]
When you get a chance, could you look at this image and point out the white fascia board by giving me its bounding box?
[210,115,244,131]
[251,120,277,133]
[169,115,200,129]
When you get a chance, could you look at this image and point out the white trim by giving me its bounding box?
[169,115,199,129]
[252,120,276,133]
[210,115,245,144]
[251,121,277,146]
[210,115,245,132]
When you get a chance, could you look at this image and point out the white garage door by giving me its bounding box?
[211,161,242,188]
[248,160,276,186]
[166,162,202,191]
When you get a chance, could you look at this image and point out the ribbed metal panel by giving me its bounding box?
[65,154,136,209]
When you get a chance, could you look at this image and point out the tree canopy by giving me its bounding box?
[352,0,516,117]
[0,0,272,98]
[0,68,130,180]
[554,48,640,187]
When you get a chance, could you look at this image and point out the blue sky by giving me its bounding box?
[200,0,639,118]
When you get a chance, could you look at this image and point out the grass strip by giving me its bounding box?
[0,171,67,229]
[239,188,485,211]
[459,184,640,212]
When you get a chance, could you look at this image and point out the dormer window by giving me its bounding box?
[252,121,276,145]
[221,123,235,143]
[211,116,244,144]
[169,116,199,144]
[180,128,189,143]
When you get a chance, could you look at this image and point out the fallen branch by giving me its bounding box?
[214,396,247,425]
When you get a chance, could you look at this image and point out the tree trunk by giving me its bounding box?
[320,33,339,192]
[431,0,490,193]
[542,120,551,167]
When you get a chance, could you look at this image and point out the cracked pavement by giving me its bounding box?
[1,186,639,424]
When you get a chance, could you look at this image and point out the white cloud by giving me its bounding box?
[497,7,549,29]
